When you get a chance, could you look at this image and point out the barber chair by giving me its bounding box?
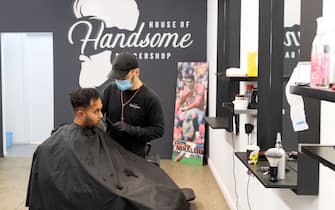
[51,124,195,202]
[145,142,160,167]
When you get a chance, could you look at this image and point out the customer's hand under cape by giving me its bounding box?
[112,121,141,137]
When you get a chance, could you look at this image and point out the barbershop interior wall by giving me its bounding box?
[319,1,335,209]
[0,0,207,158]
[1,33,53,146]
[207,0,335,210]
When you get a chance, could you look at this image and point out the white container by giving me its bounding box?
[246,145,260,159]
[233,95,249,110]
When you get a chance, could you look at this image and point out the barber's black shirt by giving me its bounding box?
[101,83,164,157]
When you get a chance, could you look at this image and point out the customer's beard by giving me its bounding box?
[84,117,98,129]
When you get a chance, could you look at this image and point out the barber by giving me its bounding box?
[101,52,164,157]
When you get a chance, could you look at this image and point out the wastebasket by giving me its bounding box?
[6,131,13,149]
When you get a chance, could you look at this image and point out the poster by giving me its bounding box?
[172,62,208,165]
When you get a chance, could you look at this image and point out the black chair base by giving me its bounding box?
[146,153,160,167]
[145,143,196,202]
[181,188,196,202]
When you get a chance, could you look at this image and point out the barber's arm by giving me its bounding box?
[111,96,164,143]
[111,121,164,143]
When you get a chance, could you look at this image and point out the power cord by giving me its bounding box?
[245,123,254,210]
[231,132,239,210]
[232,127,254,210]
[247,172,252,210]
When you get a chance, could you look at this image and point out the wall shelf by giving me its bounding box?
[204,116,232,132]
[225,76,258,81]
[223,106,257,116]
[235,152,297,189]
[291,85,335,172]
[218,107,256,135]
[290,85,335,102]
[234,109,257,116]
[301,145,335,171]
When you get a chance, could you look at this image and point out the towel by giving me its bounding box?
[285,63,309,131]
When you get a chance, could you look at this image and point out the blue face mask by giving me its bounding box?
[115,79,133,91]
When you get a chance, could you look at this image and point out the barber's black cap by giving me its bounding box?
[109,52,139,80]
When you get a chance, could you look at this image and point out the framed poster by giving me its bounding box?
[172,62,208,165]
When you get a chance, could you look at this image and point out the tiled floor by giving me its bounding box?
[161,161,230,210]
[0,157,230,210]
[0,157,31,210]
[6,144,39,157]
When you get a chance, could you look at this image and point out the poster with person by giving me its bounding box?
[172,62,208,165]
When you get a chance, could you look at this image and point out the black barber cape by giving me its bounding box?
[26,124,189,210]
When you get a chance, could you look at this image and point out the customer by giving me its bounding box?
[101,52,164,157]
[26,88,189,210]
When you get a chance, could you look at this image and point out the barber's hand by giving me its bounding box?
[111,121,128,132]
[112,121,141,137]
[181,107,188,112]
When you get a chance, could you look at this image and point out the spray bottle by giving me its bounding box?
[310,17,330,88]
[275,132,286,180]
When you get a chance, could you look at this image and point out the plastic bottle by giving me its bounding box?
[275,132,286,180]
[245,84,254,104]
[247,51,258,77]
[310,17,330,88]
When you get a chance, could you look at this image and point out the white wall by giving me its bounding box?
[318,1,335,208]
[323,0,335,20]
[207,0,217,119]
[24,33,54,143]
[207,0,335,210]
[240,0,258,72]
[318,101,335,210]
[1,33,54,146]
[1,34,28,144]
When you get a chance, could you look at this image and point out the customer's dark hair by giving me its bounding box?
[70,88,100,111]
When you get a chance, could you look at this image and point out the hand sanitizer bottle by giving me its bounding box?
[275,132,286,180]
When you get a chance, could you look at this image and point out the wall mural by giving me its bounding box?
[71,0,140,87]
[0,0,207,158]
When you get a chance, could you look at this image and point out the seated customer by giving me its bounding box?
[26,88,189,210]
